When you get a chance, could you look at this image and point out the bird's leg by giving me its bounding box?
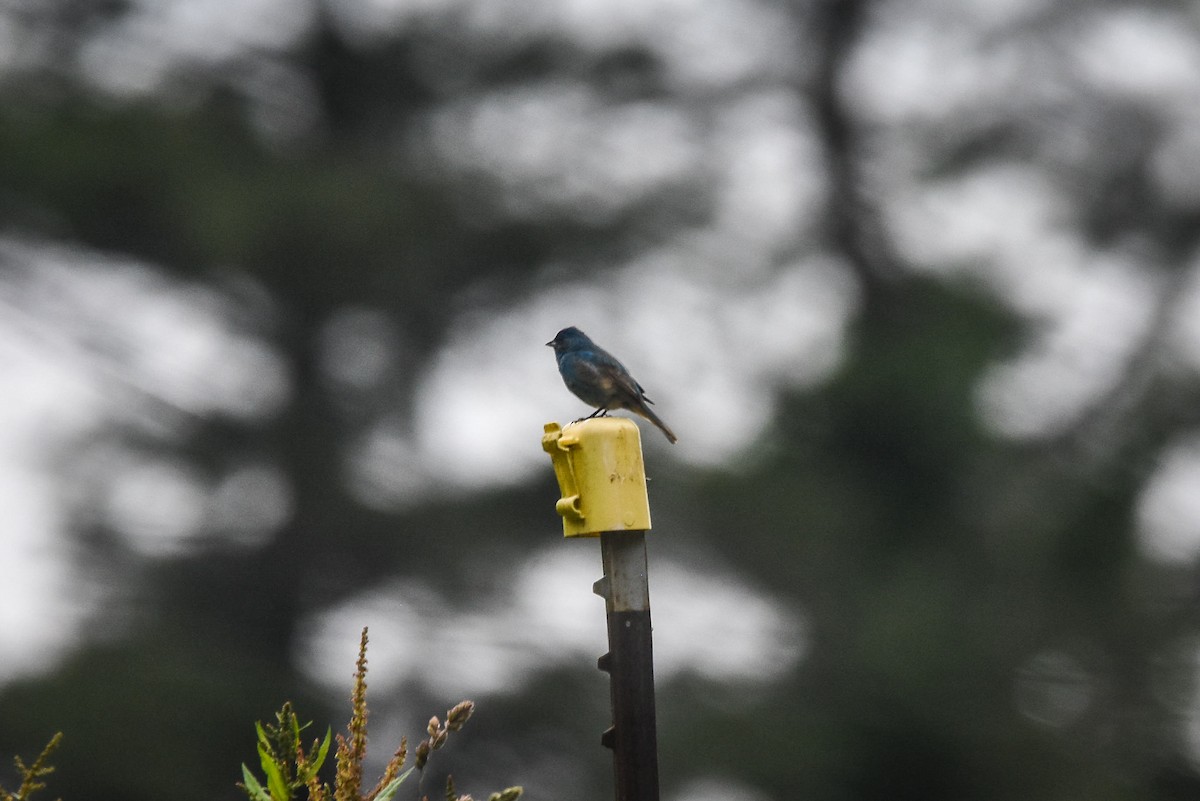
[570,407,610,424]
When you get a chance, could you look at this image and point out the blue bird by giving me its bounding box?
[547,326,677,444]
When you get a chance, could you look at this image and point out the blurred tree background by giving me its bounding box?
[3,0,1200,799]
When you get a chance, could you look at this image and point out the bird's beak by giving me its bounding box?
[545,340,554,347]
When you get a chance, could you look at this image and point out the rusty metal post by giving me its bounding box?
[594,531,660,801]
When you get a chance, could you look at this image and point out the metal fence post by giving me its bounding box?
[596,530,659,801]
[543,418,661,801]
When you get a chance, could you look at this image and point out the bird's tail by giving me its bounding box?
[636,402,678,444]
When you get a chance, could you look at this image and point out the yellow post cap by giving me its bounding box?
[541,417,652,537]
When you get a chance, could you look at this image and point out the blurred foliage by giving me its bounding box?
[240,629,514,801]
[0,733,62,801]
[3,1,1200,801]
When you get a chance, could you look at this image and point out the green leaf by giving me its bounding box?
[256,722,272,750]
[257,741,275,777]
[311,728,332,773]
[256,742,289,801]
[296,727,332,784]
[241,765,272,801]
[373,767,416,801]
[261,754,290,801]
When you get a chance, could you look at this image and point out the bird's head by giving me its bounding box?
[546,326,592,353]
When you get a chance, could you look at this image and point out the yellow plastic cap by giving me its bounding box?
[541,417,652,537]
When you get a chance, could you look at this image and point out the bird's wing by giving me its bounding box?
[590,349,645,400]
[558,351,617,406]
[569,352,609,383]
[630,378,654,404]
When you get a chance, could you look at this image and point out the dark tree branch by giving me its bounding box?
[808,0,904,310]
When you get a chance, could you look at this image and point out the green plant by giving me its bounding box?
[240,627,522,801]
[0,732,63,801]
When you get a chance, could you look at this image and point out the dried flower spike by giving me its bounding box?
[488,787,523,801]
[446,701,475,732]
